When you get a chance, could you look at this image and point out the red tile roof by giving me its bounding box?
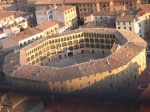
[9,28,42,41]
[0,11,13,20]
[3,28,147,82]
[36,20,63,31]
[116,15,135,22]
[56,6,74,12]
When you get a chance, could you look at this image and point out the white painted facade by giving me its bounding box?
[19,32,43,47]
[116,13,150,39]
[2,26,20,37]
[0,32,6,39]
[84,14,94,24]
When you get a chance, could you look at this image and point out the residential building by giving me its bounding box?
[3,28,147,96]
[0,0,16,11]
[0,20,66,52]
[35,6,56,25]
[0,27,43,52]
[35,0,141,21]
[116,10,150,39]
[53,6,78,30]
[0,11,14,28]
[35,20,66,37]
[0,11,36,37]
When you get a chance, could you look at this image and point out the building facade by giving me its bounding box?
[116,12,150,39]
[53,6,78,30]
[35,0,141,21]
[35,7,56,25]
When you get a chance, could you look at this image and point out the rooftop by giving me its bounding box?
[36,20,64,31]
[56,6,75,12]
[9,28,42,41]
[35,0,137,5]
[93,11,118,16]
[0,11,13,20]
[116,15,135,22]
[3,28,147,82]
[10,11,32,19]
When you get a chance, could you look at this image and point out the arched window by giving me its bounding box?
[86,43,90,47]
[50,45,55,49]
[36,58,39,63]
[68,41,72,46]
[74,45,79,49]
[90,44,95,48]
[90,38,94,43]
[106,45,110,49]
[101,44,105,49]
[68,46,73,50]
[95,39,99,43]
[85,38,89,42]
[73,40,78,44]
[27,57,30,62]
[62,42,67,47]
[100,39,104,43]
[105,39,110,43]
[31,55,34,60]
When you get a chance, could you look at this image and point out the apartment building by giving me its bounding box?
[116,10,150,39]
[35,0,141,21]
[53,6,78,30]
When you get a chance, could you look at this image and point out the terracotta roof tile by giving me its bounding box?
[0,11,13,20]
[56,6,75,12]
[116,15,135,22]
[36,20,63,31]
[9,28,42,41]
[3,28,147,82]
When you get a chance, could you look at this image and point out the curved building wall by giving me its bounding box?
[4,28,147,95]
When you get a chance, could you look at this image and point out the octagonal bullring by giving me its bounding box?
[3,28,147,95]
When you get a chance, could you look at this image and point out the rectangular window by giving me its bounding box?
[70,86,73,90]
[59,81,62,84]
[129,22,131,25]
[110,83,113,88]
[88,81,90,85]
[80,83,82,87]
[129,27,132,31]
[110,76,112,80]
[52,88,55,91]
[139,23,141,27]
[69,80,72,83]
[60,87,63,91]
